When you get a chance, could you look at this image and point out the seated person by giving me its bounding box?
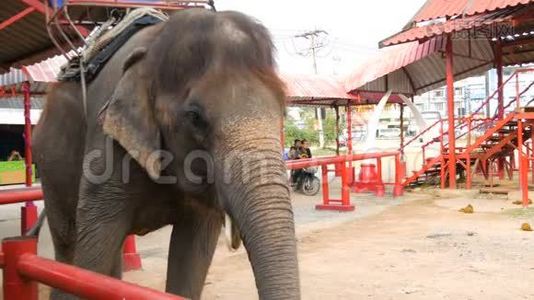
[7,150,22,161]
[300,139,312,159]
[288,146,298,160]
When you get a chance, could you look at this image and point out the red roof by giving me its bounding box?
[381,8,518,47]
[282,73,405,106]
[0,55,66,87]
[345,39,443,94]
[345,35,511,95]
[281,73,355,101]
[411,0,533,23]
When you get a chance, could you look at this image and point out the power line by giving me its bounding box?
[294,29,329,74]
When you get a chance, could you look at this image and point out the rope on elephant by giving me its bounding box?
[83,8,168,62]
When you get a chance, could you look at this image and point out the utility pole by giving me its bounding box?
[295,29,329,148]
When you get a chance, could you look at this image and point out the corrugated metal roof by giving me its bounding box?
[0,0,210,73]
[381,7,520,47]
[282,73,353,101]
[345,36,497,95]
[0,96,45,110]
[23,54,67,83]
[411,0,533,23]
[282,74,405,106]
[0,55,66,95]
[0,0,60,73]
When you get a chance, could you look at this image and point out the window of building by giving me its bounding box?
[433,90,444,97]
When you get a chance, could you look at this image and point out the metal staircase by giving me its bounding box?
[401,68,534,188]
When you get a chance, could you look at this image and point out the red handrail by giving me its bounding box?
[0,187,43,205]
[16,253,182,300]
[401,119,441,150]
[1,237,181,300]
[408,68,534,154]
[286,152,399,169]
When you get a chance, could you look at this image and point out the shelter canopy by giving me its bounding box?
[346,0,534,96]
[0,0,210,74]
[409,0,533,23]
[345,36,494,95]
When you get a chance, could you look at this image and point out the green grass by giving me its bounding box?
[0,161,26,171]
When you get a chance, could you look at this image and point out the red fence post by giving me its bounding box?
[122,235,142,271]
[375,158,385,197]
[2,237,38,300]
[393,154,404,197]
[340,162,351,208]
[321,165,329,204]
[20,203,38,236]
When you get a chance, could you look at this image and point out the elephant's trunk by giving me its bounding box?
[216,137,300,299]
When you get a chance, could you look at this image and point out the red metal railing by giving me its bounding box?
[286,152,404,211]
[1,237,182,300]
[0,187,43,205]
[402,68,534,188]
[0,187,151,298]
[401,68,534,156]
[0,187,142,270]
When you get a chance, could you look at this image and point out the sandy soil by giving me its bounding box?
[125,188,534,300]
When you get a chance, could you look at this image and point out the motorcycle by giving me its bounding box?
[293,167,321,196]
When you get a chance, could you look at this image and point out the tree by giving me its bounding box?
[284,107,343,148]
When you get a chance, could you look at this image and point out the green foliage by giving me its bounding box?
[284,108,345,148]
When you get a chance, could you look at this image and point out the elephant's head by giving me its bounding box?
[102,8,300,299]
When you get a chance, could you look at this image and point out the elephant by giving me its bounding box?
[33,8,300,300]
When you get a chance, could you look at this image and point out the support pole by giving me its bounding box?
[517,119,529,207]
[335,106,340,156]
[346,105,353,155]
[445,34,457,189]
[2,237,38,300]
[496,41,504,120]
[399,103,405,155]
[22,82,33,187]
[440,120,446,189]
[346,104,354,183]
[21,82,37,235]
[466,116,472,189]
[531,131,534,184]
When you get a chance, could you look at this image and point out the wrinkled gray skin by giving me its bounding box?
[33,9,299,300]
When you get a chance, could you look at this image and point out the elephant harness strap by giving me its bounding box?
[58,8,168,83]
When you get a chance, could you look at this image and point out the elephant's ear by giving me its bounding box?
[102,47,162,179]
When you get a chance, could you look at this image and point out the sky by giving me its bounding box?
[216,0,427,76]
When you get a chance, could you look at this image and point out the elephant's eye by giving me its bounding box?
[184,105,208,130]
[186,110,201,122]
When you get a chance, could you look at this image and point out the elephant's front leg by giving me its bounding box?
[166,209,223,299]
[72,187,133,278]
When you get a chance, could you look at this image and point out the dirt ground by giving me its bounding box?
[126,187,534,300]
[1,181,533,299]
